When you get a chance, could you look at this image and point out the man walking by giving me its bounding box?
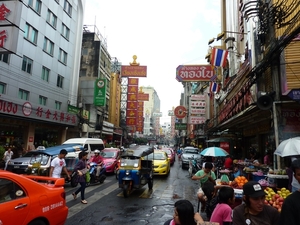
[49,149,70,180]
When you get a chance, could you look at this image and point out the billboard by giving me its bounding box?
[176,65,214,82]
[121,65,147,77]
[94,79,106,106]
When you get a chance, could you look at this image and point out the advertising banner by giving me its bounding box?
[138,93,149,101]
[175,123,187,130]
[127,93,138,101]
[128,78,139,86]
[94,79,106,106]
[189,116,206,124]
[121,65,147,77]
[127,101,138,109]
[126,118,137,126]
[176,65,214,82]
[126,109,137,117]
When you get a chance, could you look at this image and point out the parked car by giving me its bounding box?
[101,148,121,174]
[0,170,68,225]
[6,151,38,174]
[181,146,201,169]
[161,148,175,166]
[147,150,170,176]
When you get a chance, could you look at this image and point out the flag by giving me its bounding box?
[210,47,228,67]
[210,67,218,81]
[210,82,218,93]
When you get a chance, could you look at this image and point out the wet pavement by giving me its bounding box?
[64,157,208,225]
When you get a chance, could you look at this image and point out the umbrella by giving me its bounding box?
[274,137,300,157]
[200,147,229,157]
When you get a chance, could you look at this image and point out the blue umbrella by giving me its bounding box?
[200,147,229,157]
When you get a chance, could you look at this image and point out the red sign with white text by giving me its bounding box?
[176,65,214,82]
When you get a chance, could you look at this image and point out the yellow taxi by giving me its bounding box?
[148,150,170,175]
[0,170,68,225]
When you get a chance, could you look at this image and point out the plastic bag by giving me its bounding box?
[85,171,91,183]
[220,174,230,184]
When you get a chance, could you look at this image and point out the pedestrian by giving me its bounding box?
[232,181,280,225]
[49,149,70,180]
[164,199,204,225]
[192,162,216,212]
[263,150,272,166]
[279,158,300,225]
[290,156,300,192]
[224,155,233,170]
[3,148,13,170]
[72,151,89,204]
[210,186,235,225]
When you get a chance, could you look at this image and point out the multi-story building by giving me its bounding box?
[78,25,115,144]
[0,1,85,152]
[141,86,160,136]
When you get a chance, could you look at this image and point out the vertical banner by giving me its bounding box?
[94,79,106,106]
[136,101,144,132]
[126,78,139,128]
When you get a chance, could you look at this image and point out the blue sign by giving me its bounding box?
[287,89,300,101]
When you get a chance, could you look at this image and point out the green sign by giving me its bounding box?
[68,105,79,114]
[94,78,107,106]
[175,123,187,130]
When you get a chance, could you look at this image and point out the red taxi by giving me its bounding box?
[0,170,68,225]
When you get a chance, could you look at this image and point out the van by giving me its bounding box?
[62,138,105,158]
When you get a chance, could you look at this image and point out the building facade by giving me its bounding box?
[0,0,85,152]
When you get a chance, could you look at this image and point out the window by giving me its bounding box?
[41,66,50,82]
[21,56,33,74]
[55,101,61,110]
[39,95,47,105]
[43,37,54,56]
[57,75,64,88]
[0,54,9,63]
[18,89,29,100]
[79,69,86,77]
[24,23,38,44]
[28,0,42,14]
[58,48,67,64]
[61,23,70,40]
[0,179,26,203]
[46,9,57,28]
[0,82,6,94]
[63,0,72,16]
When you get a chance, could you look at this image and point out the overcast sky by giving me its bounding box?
[83,0,221,123]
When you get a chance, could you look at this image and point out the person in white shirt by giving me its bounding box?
[49,149,70,180]
[3,148,13,170]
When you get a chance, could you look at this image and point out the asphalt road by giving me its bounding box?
[64,157,206,225]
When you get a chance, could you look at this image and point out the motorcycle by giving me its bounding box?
[188,155,202,177]
[70,162,106,187]
[87,162,106,186]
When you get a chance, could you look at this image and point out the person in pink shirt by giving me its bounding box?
[210,186,235,225]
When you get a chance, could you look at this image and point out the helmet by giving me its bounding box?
[94,150,100,154]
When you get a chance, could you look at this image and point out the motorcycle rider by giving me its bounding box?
[90,150,105,181]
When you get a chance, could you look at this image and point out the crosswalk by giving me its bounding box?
[65,177,163,219]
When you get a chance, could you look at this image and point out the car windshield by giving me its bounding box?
[184,149,199,154]
[148,153,167,160]
[163,150,171,155]
[29,154,50,165]
[102,151,116,158]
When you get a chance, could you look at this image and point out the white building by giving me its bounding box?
[0,0,85,150]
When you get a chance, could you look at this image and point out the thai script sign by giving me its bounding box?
[121,65,147,77]
[176,65,214,82]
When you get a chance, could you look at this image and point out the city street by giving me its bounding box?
[65,157,205,225]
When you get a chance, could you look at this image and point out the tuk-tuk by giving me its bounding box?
[25,144,83,182]
[117,145,154,197]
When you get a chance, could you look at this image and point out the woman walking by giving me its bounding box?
[72,151,89,204]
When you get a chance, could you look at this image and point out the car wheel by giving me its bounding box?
[148,178,153,190]
[181,163,185,169]
[28,220,47,225]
